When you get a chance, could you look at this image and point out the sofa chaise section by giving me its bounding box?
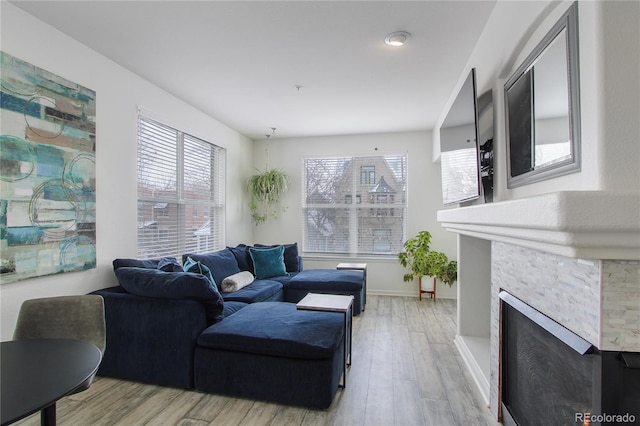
[195,302,345,409]
[91,285,246,389]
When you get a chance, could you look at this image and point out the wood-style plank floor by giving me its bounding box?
[14,296,498,426]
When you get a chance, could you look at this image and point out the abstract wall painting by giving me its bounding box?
[0,52,96,284]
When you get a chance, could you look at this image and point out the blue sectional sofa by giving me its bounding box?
[91,243,364,409]
[184,243,365,314]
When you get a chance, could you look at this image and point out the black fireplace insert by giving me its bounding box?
[500,291,640,426]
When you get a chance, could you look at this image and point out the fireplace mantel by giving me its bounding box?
[437,190,640,260]
[436,190,640,412]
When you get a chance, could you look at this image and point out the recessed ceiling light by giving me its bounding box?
[384,31,411,47]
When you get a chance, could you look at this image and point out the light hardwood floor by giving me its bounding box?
[15,296,498,426]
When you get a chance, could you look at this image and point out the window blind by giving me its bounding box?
[302,155,407,255]
[137,115,225,259]
[440,147,478,205]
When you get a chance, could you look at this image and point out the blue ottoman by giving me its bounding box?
[194,302,344,409]
[285,269,364,315]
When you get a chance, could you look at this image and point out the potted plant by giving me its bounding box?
[398,230,457,301]
[248,168,288,225]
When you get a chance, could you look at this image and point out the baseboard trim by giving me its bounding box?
[454,335,490,406]
[367,289,456,299]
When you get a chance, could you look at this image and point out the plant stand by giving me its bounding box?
[419,276,436,302]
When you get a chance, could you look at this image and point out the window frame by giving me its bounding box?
[302,154,407,256]
[136,114,226,260]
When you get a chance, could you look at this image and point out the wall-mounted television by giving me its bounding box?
[440,68,481,205]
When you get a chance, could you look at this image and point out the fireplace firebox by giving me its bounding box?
[500,291,640,426]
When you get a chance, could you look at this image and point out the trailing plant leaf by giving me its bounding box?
[248,169,289,225]
[439,260,458,286]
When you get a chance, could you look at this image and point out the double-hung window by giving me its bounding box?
[303,154,407,255]
[136,115,225,259]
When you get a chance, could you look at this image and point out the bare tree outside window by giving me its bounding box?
[303,155,407,255]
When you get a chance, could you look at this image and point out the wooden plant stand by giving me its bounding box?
[419,276,436,302]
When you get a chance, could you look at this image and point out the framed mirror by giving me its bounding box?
[505,2,580,188]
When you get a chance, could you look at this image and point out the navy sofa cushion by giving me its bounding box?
[254,242,300,272]
[289,269,363,291]
[113,257,179,270]
[227,244,254,274]
[250,246,288,279]
[265,272,297,286]
[221,280,283,304]
[183,248,241,285]
[114,267,224,323]
[198,302,343,359]
[157,257,183,272]
[222,301,249,318]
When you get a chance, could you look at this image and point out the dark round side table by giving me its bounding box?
[1,338,101,426]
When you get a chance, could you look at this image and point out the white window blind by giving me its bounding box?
[303,155,407,255]
[137,115,225,259]
[440,147,478,205]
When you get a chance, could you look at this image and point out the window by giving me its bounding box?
[137,115,225,259]
[303,155,407,255]
[154,203,169,217]
[360,165,375,185]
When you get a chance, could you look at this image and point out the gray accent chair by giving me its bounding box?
[14,295,106,353]
[13,295,107,393]
[13,295,106,392]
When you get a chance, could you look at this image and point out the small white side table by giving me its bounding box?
[296,293,354,388]
[336,262,367,311]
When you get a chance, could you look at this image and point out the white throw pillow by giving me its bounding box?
[221,271,255,293]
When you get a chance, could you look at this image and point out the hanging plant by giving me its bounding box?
[248,128,289,225]
[248,168,288,225]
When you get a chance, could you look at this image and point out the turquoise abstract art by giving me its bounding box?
[1,52,96,284]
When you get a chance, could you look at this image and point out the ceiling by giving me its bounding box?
[11,0,497,141]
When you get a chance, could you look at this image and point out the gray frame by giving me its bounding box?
[505,2,581,188]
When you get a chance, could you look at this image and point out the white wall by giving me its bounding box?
[438,1,639,203]
[500,1,639,200]
[0,3,254,340]
[250,131,458,299]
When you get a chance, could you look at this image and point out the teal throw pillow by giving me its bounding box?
[184,257,217,288]
[249,245,288,280]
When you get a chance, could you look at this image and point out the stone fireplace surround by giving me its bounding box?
[437,190,640,420]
